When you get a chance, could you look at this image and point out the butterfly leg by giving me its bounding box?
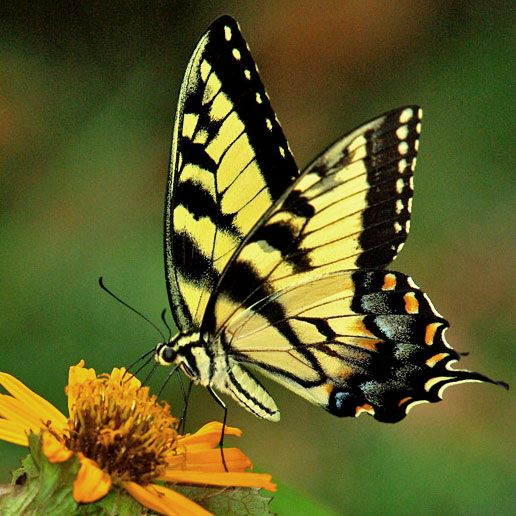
[208,386,229,472]
[178,378,194,435]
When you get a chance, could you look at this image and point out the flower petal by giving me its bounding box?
[0,373,67,430]
[160,471,276,492]
[108,367,141,389]
[67,361,96,414]
[122,481,211,516]
[179,422,241,449]
[166,447,252,473]
[0,394,46,430]
[73,457,112,503]
[41,430,73,463]
[0,419,30,446]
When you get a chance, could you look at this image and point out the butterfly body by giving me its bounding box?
[153,15,503,423]
[156,331,281,421]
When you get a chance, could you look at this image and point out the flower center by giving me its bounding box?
[64,374,178,484]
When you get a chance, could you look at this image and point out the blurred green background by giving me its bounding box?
[0,1,514,514]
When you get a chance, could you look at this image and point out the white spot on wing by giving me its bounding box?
[398,141,409,155]
[224,25,232,41]
[266,118,273,130]
[396,125,409,140]
[399,108,413,124]
[244,69,251,80]
[423,293,444,318]
[398,159,407,173]
[396,178,404,193]
[407,277,419,289]
[232,48,241,60]
[405,399,429,414]
[255,92,262,104]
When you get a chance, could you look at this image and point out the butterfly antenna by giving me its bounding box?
[133,353,156,379]
[122,348,155,380]
[99,277,166,341]
[142,361,160,386]
[161,308,172,341]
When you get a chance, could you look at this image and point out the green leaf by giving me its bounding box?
[75,488,143,516]
[270,483,337,516]
[174,485,273,515]
[0,433,79,515]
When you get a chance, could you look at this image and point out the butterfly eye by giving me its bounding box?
[155,344,176,365]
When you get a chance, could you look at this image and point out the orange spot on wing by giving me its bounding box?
[337,367,353,380]
[382,273,397,291]
[398,396,412,407]
[354,338,381,352]
[403,292,419,314]
[425,353,449,367]
[355,403,374,416]
[424,322,441,345]
[353,319,375,338]
[324,384,333,394]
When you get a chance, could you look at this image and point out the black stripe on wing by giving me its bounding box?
[166,15,299,329]
[327,270,507,422]
[205,106,422,336]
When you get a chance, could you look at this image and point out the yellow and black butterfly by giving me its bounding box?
[154,15,504,423]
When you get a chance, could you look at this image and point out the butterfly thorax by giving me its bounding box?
[155,331,215,386]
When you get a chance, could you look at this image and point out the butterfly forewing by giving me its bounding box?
[204,106,421,335]
[165,16,298,330]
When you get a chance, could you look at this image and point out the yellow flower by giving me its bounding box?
[0,361,275,515]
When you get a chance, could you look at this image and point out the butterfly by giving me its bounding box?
[153,15,504,423]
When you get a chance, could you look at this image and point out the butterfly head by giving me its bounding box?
[154,331,209,383]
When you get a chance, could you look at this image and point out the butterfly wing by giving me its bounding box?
[221,270,498,422]
[203,106,421,334]
[165,16,298,330]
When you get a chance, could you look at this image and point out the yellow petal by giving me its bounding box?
[0,394,46,430]
[160,470,277,492]
[0,373,67,430]
[108,368,141,389]
[41,430,73,463]
[174,447,252,473]
[179,422,241,449]
[0,419,30,446]
[122,481,212,516]
[73,457,112,503]
[67,361,96,414]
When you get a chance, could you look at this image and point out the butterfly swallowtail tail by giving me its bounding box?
[153,15,504,423]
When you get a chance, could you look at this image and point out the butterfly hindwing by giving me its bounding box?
[204,106,421,334]
[222,270,495,422]
[165,16,298,330]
